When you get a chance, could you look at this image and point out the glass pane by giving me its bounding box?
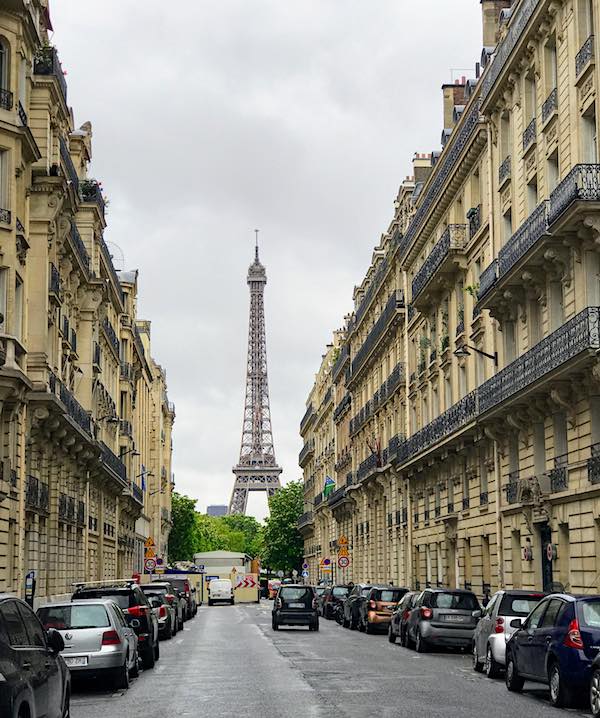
[0,602,28,646]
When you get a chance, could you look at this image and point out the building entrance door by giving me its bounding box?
[540,523,553,592]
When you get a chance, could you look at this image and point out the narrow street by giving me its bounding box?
[71,602,587,718]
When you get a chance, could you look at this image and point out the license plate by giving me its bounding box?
[288,603,305,609]
[64,656,88,667]
[444,615,465,622]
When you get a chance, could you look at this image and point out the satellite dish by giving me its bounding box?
[105,241,125,270]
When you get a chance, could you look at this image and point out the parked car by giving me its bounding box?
[38,599,138,689]
[160,577,197,619]
[314,585,327,612]
[272,584,319,631]
[388,591,419,644]
[405,588,480,652]
[146,594,177,641]
[140,582,183,633]
[472,589,545,677]
[208,579,234,606]
[342,583,372,629]
[320,585,350,619]
[358,586,409,633]
[72,580,159,669]
[505,593,600,708]
[0,594,69,718]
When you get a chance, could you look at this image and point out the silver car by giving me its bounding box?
[472,589,546,677]
[37,599,138,689]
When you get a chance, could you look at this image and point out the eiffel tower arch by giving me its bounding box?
[229,236,282,515]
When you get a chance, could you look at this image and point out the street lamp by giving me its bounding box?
[120,448,140,458]
[136,471,154,479]
[97,415,119,424]
[453,344,498,367]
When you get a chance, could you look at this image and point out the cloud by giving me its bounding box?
[50,0,483,519]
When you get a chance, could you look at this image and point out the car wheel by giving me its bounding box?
[485,645,500,679]
[472,644,483,672]
[388,624,396,644]
[415,629,428,653]
[154,639,160,661]
[549,661,572,708]
[313,621,319,632]
[590,668,600,716]
[400,627,408,647]
[365,620,373,635]
[130,650,139,678]
[342,615,349,628]
[163,621,173,640]
[142,645,155,670]
[272,618,279,631]
[114,658,130,690]
[505,656,524,692]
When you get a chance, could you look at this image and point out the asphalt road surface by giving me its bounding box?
[71,600,587,718]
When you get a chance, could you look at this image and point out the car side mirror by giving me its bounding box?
[510,618,522,629]
[46,628,65,654]
[472,610,482,620]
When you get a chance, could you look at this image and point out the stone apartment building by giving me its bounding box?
[300,0,600,596]
[0,1,174,601]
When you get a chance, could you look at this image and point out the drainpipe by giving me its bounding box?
[84,472,90,580]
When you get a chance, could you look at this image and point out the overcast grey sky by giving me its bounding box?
[51,1,483,520]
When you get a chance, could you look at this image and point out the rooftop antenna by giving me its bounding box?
[254,228,259,261]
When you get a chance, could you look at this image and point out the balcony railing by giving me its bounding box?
[59,381,92,435]
[477,259,498,301]
[589,444,600,484]
[351,291,403,378]
[549,454,568,493]
[99,441,128,487]
[81,179,105,218]
[34,46,68,103]
[480,491,489,506]
[299,440,315,466]
[354,257,389,329]
[49,263,60,295]
[357,453,379,483]
[576,34,595,77]
[411,225,467,303]
[333,393,351,423]
[133,325,146,361]
[0,208,10,224]
[499,155,511,185]
[70,224,89,271]
[541,88,558,124]
[70,328,77,353]
[120,361,133,381]
[479,306,600,415]
[102,318,119,356]
[548,164,600,226]
[120,420,132,437]
[332,343,350,382]
[77,500,85,525]
[467,205,482,238]
[298,511,314,529]
[132,482,144,505]
[349,399,373,436]
[60,136,79,194]
[328,486,347,507]
[93,342,101,367]
[497,200,549,278]
[0,88,13,110]
[522,117,536,152]
[99,237,123,301]
[17,100,27,126]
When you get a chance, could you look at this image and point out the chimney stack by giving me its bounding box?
[481,0,512,48]
[413,153,433,185]
[441,78,467,130]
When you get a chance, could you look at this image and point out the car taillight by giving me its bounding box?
[420,607,433,620]
[564,618,584,649]
[369,600,377,610]
[159,605,167,618]
[126,605,148,617]
[101,630,121,646]
[402,610,410,620]
[494,617,505,634]
[165,594,175,604]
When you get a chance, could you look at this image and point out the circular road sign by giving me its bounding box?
[292,569,298,577]
[144,558,156,572]
[322,558,331,566]
[338,556,350,569]
[546,543,554,562]
[302,562,309,570]
[302,570,309,577]
[277,570,284,578]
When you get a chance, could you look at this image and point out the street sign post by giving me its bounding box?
[292,569,298,578]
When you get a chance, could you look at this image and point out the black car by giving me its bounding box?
[272,585,319,631]
[0,594,70,718]
[72,580,159,669]
[389,591,419,645]
[343,583,372,629]
[160,577,197,619]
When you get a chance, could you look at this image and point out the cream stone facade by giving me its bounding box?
[300,0,600,597]
[0,1,174,602]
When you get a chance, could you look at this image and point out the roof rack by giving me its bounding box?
[72,579,138,590]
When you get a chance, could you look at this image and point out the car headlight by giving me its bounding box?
[0,672,6,682]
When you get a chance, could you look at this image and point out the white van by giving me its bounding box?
[208,579,234,606]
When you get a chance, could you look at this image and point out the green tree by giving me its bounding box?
[168,492,199,562]
[261,481,304,572]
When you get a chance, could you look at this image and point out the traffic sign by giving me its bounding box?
[197,564,205,572]
[301,570,309,578]
[144,558,156,572]
[144,537,155,549]
[338,535,348,545]
[319,558,331,567]
[338,556,350,568]
[145,547,156,559]
[235,575,258,589]
[321,565,332,572]
[338,547,349,558]
[302,562,309,570]
[292,569,298,577]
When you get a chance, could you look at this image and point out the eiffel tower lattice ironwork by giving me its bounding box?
[229,234,282,514]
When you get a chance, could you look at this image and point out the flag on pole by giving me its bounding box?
[323,476,335,498]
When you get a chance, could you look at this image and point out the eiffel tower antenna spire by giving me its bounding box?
[228,234,282,515]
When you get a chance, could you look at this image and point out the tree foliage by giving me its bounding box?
[261,481,304,572]
[168,492,199,562]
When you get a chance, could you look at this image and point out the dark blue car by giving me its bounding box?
[505,592,600,708]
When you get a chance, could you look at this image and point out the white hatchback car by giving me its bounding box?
[208,579,234,606]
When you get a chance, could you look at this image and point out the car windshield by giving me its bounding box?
[315,587,326,596]
[38,604,110,630]
[280,587,311,601]
[361,588,371,597]
[580,601,600,628]
[432,592,478,610]
[333,587,348,598]
[373,589,403,602]
[499,594,544,617]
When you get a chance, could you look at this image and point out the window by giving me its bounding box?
[445,374,452,409]
[547,150,559,192]
[431,591,478,610]
[540,599,564,628]
[549,280,564,330]
[0,39,8,91]
[582,104,598,163]
[14,274,22,340]
[459,364,467,398]
[525,71,537,124]
[0,601,28,646]
[0,150,8,210]
[500,112,511,160]
[527,175,538,215]
[544,35,558,95]
[581,600,600,628]
[580,0,595,41]
[504,320,516,363]
[533,422,546,475]
[526,601,548,630]
[18,604,46,647]
[498,593,545,617]
[503,208,513,245]
[38,604,110,630]
[0,266,7,332]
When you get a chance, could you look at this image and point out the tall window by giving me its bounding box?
[527,175,538,215]
[547,150,559,192]
[500,112,511,161]
[582,104,598,163]
[525,70,537,124]
[0,39,8,91]
[14,274,22,341]
[581,0,595,41]
[0,267,7,333]
[544,35,558,95]
[0,150,8,211]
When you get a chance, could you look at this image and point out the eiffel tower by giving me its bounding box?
[229,233,282,515]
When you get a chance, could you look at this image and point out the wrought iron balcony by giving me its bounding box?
[81,179,105,218]
[477,260,498,301]
[299,440,315,467]
[70,328,77,353]
[357,453,379,483]
[49,263,60,296]
[396,391,478,466]
[588,444,600,485]
[99,441,128,487]
[411,225,467,305]
[576,34,594,77]
[70,224,89,271]
[467,205,482,238]
[99,236,123,301]
[102,318,119,356]
[541,88,558,124]
[60,137,79,194]
[351,291,404,379]
[354,257,389,329]
[93,342,101,367]
[17,101,27,126]
[0,88,13,110]
[387,433,405,463]
[499,155,511,185]
[349,400,373,436]
[548,164,600,226]
[462,497,470,511]
[332,343,350,382]
[131,482,144,505]
[497,200,549,278]
[522,117,536,152]
[333,393,351,424]
[298,511,314,529]
[328,486,348,508]
[34,46,68,103]
[549,454,568,493]
[120,420,132,437]
[25,476,49,513]
[0,208,10,224]
[77,500,85,525]
[59,381,92,435]
[480,492,489,506]
[314,491,323,507]
[434,505,441,518]
[346,472,355,487]
[479,307,600,415]
[120,361,133,381]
